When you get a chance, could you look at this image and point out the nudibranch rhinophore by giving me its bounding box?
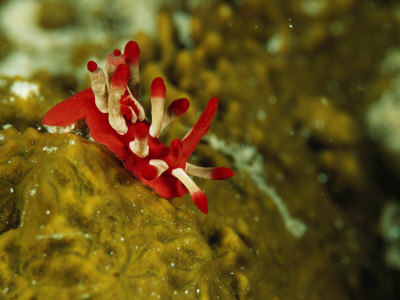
[42,41,234,214]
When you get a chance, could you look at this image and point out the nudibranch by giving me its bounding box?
[42,41,234,214]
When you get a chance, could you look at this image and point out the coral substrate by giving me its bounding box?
[0,127,251,299]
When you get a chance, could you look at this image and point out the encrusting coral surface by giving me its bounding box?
[0,127,251,299]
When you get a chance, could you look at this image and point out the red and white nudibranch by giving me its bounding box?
[42,41,234,215]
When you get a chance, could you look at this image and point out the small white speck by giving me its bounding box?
[120,237,125,242]
[45,210,50,215]
[184,290,189,295]
[69,139,75,145]
[42,145,58,153]
[0,134,4,141]
[196,289,200,294]
[30,188,36,196]
[10,187,14,193]
[288,18,294,29]
[2,124,12,129]
[170,262,175,267]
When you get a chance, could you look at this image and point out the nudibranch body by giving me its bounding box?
[42,41,234,215]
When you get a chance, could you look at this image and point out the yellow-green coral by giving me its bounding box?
[0,127,252,299]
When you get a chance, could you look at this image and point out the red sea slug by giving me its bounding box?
[42,41,234,214]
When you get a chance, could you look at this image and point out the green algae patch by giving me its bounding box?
[0,128,253,299]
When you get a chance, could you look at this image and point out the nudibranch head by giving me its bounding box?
[42,41,234,214]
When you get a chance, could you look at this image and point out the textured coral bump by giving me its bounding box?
[42,41,234,214]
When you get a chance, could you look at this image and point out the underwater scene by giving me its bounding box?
[0,0,399,299]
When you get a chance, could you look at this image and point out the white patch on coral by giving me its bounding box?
[300,0,327,16]
[173,11,193,48]
[0,0,170,77]
[44,124,75,134]
[266,33,284,54]
[10,80,40,99]
[380,202,400,270]
[35,232,82,240]
[367,49,400,157]
[42,145,58,153]
[206,134,307,238]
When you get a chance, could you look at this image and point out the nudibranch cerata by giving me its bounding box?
[42,41,234,214]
